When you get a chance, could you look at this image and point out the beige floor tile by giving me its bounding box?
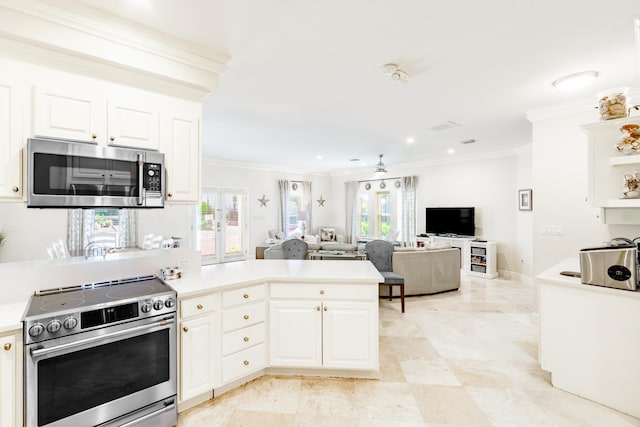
[400,358,461,386]
[296,377,358,417]
[445,359,513,388]
[410,384,491,426]
[466,386,556,427]
[353,381,425,424]
[226,410,296,427]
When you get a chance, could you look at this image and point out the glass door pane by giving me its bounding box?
[199,192,219,264]
[221,190,246,262]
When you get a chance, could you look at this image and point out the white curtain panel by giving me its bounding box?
[401,176,418,247]
[302,181,312,232]
[278,180,289,234]
[118,209,137,249]
[344,181,359,244]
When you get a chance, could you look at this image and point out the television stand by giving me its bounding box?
[416,235,475,270]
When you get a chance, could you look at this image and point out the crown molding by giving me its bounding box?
[202,157,333,177]
[0,0,229,94]
[526,86,640,122]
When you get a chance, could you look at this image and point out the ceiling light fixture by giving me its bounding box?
[552,71,599,91]
[406,137,415,144]
[382,63,409,83]
[373,154,387,177]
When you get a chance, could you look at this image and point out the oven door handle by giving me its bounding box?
[30,315,175,357]
[119,400,176,427]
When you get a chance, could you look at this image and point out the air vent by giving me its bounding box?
[460,139,476,144]
[428,121,461,132]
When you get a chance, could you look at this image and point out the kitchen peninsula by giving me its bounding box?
[537,258,640,418]
[172,259,383,411]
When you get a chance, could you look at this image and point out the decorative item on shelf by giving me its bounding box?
[615,123,640,154]
[518,189,533,211]
[258,194,269,207]
[317,195,326,207]
[622,172,640,198]
[597,87,628,121]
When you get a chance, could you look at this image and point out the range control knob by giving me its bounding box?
[148,169,155,177]
[47,320,62,333]
[153,300,164,310]
[63,317,78,330]
[141,302,153,313]
[28,323,45,337]
[164,298,176,308]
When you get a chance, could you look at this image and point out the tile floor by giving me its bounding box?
[177,275,640,427]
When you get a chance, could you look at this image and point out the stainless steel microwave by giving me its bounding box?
[27,137,165,208]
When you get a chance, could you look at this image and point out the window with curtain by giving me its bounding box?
[67,208,137,255]
[280,180,312,236]
[376,191,392,238]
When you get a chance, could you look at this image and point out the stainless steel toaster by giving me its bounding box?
[579,244,638,291]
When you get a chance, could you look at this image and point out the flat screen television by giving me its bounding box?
[425,207,475,237]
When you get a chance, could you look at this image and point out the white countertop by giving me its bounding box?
[170,259,383,298]
[0,259,383,332]
[536,257,640,299]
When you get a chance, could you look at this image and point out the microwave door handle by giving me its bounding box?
[137,154,144,206]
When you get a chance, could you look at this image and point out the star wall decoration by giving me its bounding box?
[258,194,269,207]
[317,196,326,207]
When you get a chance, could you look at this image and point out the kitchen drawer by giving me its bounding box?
[222,343,266,384]
[270,283,377,300]
[180,293,220,318]
[222,322,265,356]
[222,284,266,308]
[222,301,265,333]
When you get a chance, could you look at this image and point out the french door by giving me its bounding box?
[198,188,248,265]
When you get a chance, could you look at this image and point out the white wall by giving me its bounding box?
[331,152,530,275]
[531,106,640,276]
[516,145,534,281]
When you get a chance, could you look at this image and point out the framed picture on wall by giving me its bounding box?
[318,227,336,241]
[518,189,532,211]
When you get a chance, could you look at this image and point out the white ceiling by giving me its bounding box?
[74,0,640,172]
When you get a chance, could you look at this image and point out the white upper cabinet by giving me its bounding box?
[161,104,201,204]
[0,80,24,200]
[107,100,160,150]
[33,85,160,150]
[33,85,105,142]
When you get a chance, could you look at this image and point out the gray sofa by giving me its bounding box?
[381,247,461,296]
[263,241,358,259]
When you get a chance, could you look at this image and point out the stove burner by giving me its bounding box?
[105,284,155,300]
[40,297,86,312]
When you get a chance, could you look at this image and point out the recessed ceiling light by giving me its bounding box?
[552,71,599,91]
[316,155,323,160]
[406,137,415,144]
[447,148,455,154]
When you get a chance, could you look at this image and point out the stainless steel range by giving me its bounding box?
[23,275,177,427]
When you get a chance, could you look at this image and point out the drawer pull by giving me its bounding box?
[183,327,189,332]
[3,343,11,351]
[110,136,115,142]
[11,186,19,193]
[320,290,325,295]
[243,360,249,366]
[243,293,249,299]
[197,304,203,310]
[243,336,249,342]
[91,133,97,139]
[243,314,249,320]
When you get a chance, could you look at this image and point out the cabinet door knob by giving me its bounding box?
[243,314,249,320]
[11,186,18,193]
[167,192,173,198]
[243,293,249,299]
[3,343,11,351]
[197,304,203,310]
[324,306,328,312]
[243,336,249,342]
[91,133,97,139]
[315,306,320,311]
[110,136,115,141]
[243,360,249,366]
[182,327,188,333]
[319,290,325,295]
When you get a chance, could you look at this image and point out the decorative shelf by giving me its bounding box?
[609,155,640,166]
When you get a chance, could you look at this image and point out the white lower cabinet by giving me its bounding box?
[220,284,267,384]
[269,283,378,370]
[179,293,221,402]
[0,332,21,427]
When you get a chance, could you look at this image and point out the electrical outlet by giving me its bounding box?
[542,225,564,236]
